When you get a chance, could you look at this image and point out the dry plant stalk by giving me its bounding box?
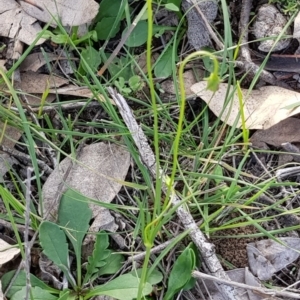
[108,87,242,300]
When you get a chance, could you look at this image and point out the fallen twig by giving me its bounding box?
[108,87,242,300]
[193,270,300,299]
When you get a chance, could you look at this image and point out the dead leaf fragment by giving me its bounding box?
[250,117,300,149]
[42,142,131,243]
[20,0,100,26]
[247,237,300,280]
[19,72,69,94]
[20,53,71,72]
[0,239,20,266]
[190,81,300,129]
[0,0,44,45]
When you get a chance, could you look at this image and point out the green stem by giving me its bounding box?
[170,52,219,191]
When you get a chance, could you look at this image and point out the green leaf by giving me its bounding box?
[124,21,148,47]
[58,189,92,260]
[154,47,173,78]
[96,0,123,20]
[107,55,132,80]
[11,286,58,300]
[128,75,142,91]
[84,232,111,283]
[58,290,75,300]
[80,46,102,74]
[98,253,125,276]
[129,268,163,285]
[1,270,57,299]
[213,165,224,184]
[85,273,152,300]
[51,34,68,44]
[39,221,69,271]
[95,17,121,40]
[163,247,195,300]
[165,3,179,11]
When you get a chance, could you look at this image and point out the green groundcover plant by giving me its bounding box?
[1,189,196,300]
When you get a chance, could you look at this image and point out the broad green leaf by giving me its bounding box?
[80,46,102,73]
[129,268,163,285]
[11,286,58,300]
[84,233,111,283]
[96,0,123,20]
[163,247,195,300]
[58,189,92,260]
[154,47,173,78]
[85,273,152,300]
[124,21,148,47]
[39,221,69,271]
[1,270,57,298]
[98,253,125,276]
[95,17,121,40]
[167,0,182,6]
[165,3,179,11]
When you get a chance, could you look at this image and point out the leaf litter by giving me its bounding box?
[1,0,300,299]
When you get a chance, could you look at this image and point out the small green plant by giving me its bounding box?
[114,75,143,95]
[163,245,196,300]
[269,0,300,14]
[2,189,162,300]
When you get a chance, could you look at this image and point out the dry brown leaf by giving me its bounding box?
[0,0,44,45]
[49,85,96,99]
[250,117,300,149]
[20,53,70,72]
[190,81,300,129]
[20,0,99,26]
[247,237,300,280]
[0,239,20,266]
[19,72,69,93]
[42,142,131,245]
